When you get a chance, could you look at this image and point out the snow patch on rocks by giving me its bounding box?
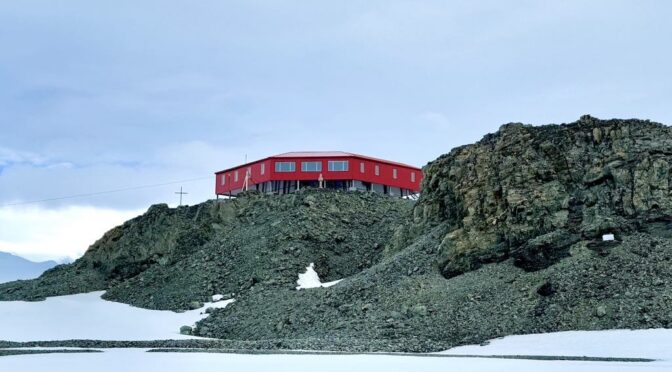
[296,263,342,290]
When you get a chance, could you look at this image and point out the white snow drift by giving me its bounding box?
[441,328,672,360]
[0,349,662,372]
[0,291,233,342]
[296,263,342,290]
[1,331,672,372]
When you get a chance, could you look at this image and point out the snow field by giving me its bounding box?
[0,291,233,342]
[0,348,667,372]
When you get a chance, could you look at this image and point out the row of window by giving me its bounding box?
[222,161,417,185]
[277,160,349,173]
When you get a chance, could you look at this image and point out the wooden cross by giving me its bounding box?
[175,186,188,206]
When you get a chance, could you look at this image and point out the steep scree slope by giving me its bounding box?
[0,191,412,310]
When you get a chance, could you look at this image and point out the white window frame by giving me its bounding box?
[360,162,365,173]
[393,168,398,179]
[221,174,226,185]
[328,160,349,172]
[375,165,380,176]
[301,161,322,172]
[411,172,416,183]
[261,163,265,175]
[275,161,296,172]
[234,171,239,182]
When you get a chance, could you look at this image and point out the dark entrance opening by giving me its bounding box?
[300,180,320,189]
[326,180,349,190]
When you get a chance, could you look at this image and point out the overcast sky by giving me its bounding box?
[1,1,671,261]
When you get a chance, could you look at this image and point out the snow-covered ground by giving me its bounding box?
[441,328,672,360]
[0,348,668,372]
[0,291,232,341]
[0,292,671,370]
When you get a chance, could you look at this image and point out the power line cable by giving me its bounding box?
[0,176,212,207]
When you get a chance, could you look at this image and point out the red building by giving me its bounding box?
[215,151,422,197]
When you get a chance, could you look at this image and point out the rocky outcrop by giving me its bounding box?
[195,116,672,351]
[0,190,412,310]
[415,116,672,277]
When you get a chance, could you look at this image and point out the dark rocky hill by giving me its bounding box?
[1,116,671,352]
[0,191,412,311]
[194,116,672,350]
[419,115,672,277]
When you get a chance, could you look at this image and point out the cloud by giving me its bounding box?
[0,205,143,261]
[0,147,46,167]
[419,111,451,130]
[0,152,212,210]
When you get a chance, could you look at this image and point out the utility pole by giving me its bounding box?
[175,186,188,206]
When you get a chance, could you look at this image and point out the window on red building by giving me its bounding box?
[328,160,349,172]
[301,161,322,172]
[275,162,296,172]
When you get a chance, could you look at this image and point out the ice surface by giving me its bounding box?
[0,291,233,342]
[440,328,672,360]
[0,348,668,372]
[1,292,671,371]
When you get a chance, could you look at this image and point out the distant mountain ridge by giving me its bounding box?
[0,252,58,284]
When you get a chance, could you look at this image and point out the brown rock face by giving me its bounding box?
[415,116,672,277]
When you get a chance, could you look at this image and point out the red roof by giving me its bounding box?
[215,151,420,174]
[274,151,353,158]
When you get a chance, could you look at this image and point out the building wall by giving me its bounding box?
[215,155,422,195]
[216,159,272,195]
